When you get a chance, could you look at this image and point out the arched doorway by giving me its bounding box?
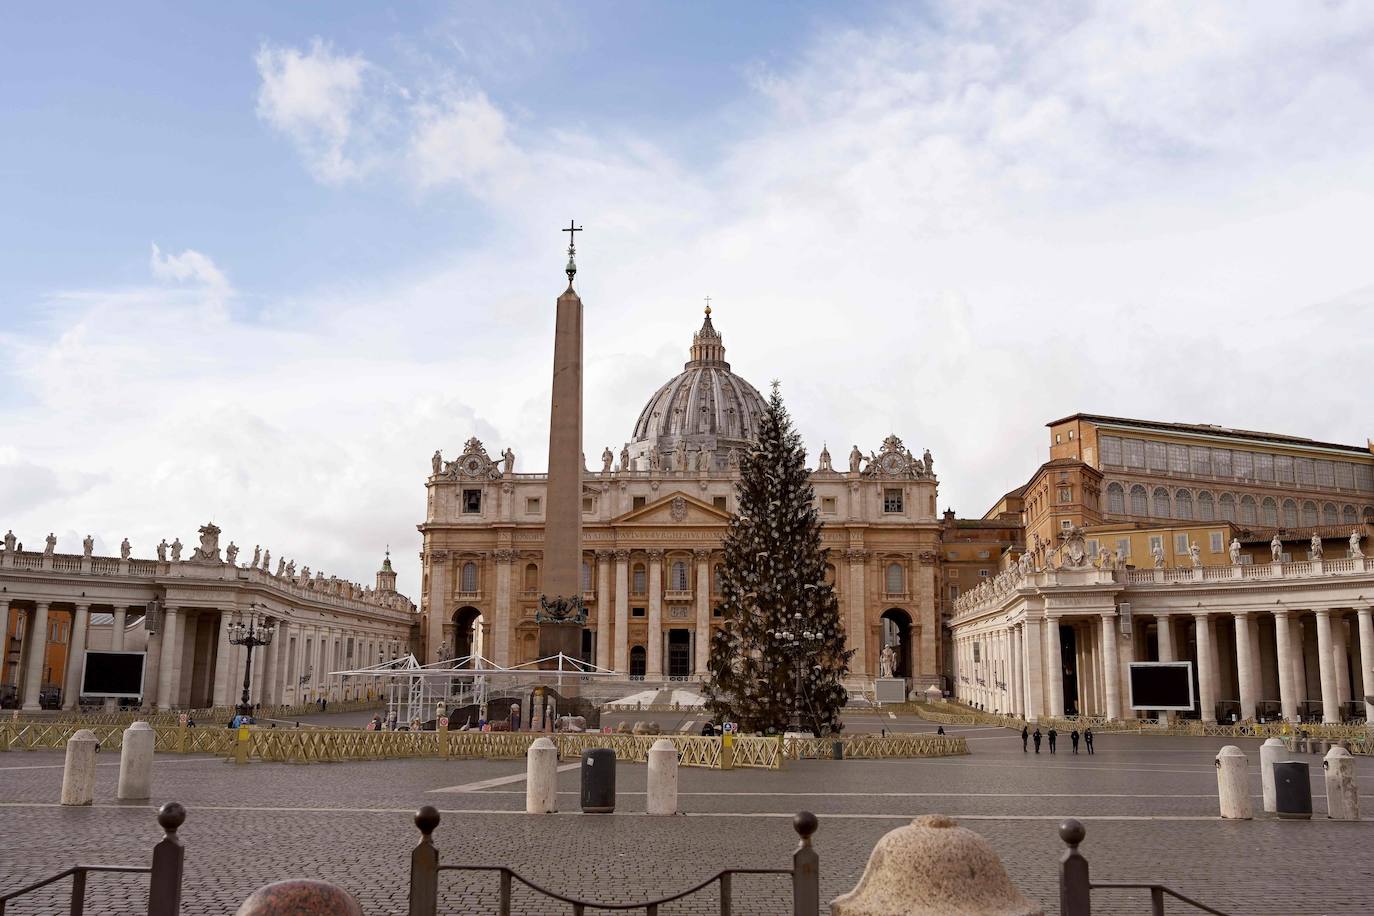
[629,645,646,679]
[880,609,913,678]
[451,606,482,665]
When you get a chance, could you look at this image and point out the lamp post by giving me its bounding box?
[227,610,276,720]
[771,611,824,734]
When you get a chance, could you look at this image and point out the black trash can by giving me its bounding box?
[1274,761,1312,819]
[831,740,844,760]
[581,748,616,813]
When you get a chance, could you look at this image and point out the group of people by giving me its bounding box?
[1021,724,1094,754]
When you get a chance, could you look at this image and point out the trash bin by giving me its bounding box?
[1273,761,1312,819]
[580,748,616,814]
[831,740,844,760]
[1310,740,1326,755]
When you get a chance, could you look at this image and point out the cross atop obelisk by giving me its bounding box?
[538,220,587,668]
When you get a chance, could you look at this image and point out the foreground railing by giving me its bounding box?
[1060,819,1230,915]
[0,803,185,916]
[407,806,819,916]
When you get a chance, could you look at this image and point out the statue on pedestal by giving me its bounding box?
[1229,538,1242,565]
[602,447,614,473]
[2,530,14,552]
[502,448,515,475]
[156,539,168,561]
[43,533,56,557]
[276,557,286,577]
[1351,529,1364,559]
[251,545,261,568]
[879,643,897,679]
[120,538,131,560]
[1151,543,1164,568]
[286,560,296,578]
[262,548,271,573]
[1188,542,1201,568]
[226,542,239,566]
[922,449,934,476]
[1270,535,1283,563]
[1311,533,1323,560]
[432,449,443,476]
[848,445,863,473]
[619,446,629,472]
[170,538,183,561]
[82,535,94,558]
[1098,547,1111,569]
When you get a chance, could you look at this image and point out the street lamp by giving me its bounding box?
[770,611,824,734]
[227,608,276,719]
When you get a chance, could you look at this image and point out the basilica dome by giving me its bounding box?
[626,308,768,471]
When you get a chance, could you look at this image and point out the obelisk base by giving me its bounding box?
[538,623,583,670]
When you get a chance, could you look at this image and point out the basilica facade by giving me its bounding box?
[418,310,942,692]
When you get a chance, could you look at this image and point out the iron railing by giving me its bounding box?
[1059,818,1230,915]
[407,806,820,916]
[0,803,185,916]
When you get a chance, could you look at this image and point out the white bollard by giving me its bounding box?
[1259,737,1285,813]
[525,736,559,814]
[647,738,679,815]
[1215,745,1253,820]
[117,721,155,800]
[61,729,100,806]
[1323,746,1360,821]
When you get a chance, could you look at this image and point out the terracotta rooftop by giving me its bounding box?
[1047,413,1371,457]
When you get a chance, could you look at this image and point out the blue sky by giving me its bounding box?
[3,2,1374,594]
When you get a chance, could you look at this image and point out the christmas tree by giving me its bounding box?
[704,382,851,735]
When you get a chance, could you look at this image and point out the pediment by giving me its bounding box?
[614,492,732,526]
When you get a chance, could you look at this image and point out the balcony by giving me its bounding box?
[664,589,693,602]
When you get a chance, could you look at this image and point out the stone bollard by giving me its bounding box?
[1323,746,1360,821]
[1215,745,1253,820]
[525,736,558,814]
[235,878,363,916]
[61,729,100,806]
[118,721,156,800]
[832,814,1042,915]
[1259,737,1285,813]
[647,738,678,815]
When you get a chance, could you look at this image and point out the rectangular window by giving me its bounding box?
[979,569,990,578]
[947,550,959,559]
[1233,451,1254,479]
[1149,535,1164,555]
[631,607,646,618]
[1295,458,1314,486]
[1174,533,1189,554]
[632,496,646,510]
[883,489,904,513]
[1146,441,1168,471]
[820,496,836,514]
[1358,465,1374,493]
[1315,460,1335,488]
[1210,531,1224,552]
[977,550,990,559]
[1101,435,1123,465]
[462,489,482,513]
[949,585,960,599]
[582,497,594,513]
[1213,449,1232,478]
[1190,447,1211,476]
[1275,455,1294,483]
[949,569,960,579]
[1115,538,1131,557]
[526,497,542,514]
[1086,538,1099,556]
[1336,462,1355,490]
[1124,438,1146,468]
[632,568,646,594]
[714,496,729,511]
[1168,444,1189,474]
[1060,519,1073,530]
[1255,453,1274,481]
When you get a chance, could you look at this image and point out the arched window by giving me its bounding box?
[581,560,592,592]
[712,565,723,593]
[1240,495,1257,525]
[1282,499,1298,528]
[1323,503,1339,526]
[1174,490,1193,520]
[1197,491,1215,521]
[460,562,478,593]
[523,563,538,591]
[1219,493,1236,521]
[885,563,905,594]
[671,560,689,591]
[1152,487,1171,519]
[1343,505,1358,525]
[1106,482,1125,514]
[1130,485,1148,516]
[1261,497,1278,527]
[1302,501,1318,527]
[632,564,647,595]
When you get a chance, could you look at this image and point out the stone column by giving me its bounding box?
[595,551,613,672]
[1332,614,1351,706]
[20,602,50,711]
[1023,617,1043,720]
[157,607,181,710]
[1080,622,1097,716]
[1155,614,1176,723]
[1044,613,1063,718]
[1273,610,1298,722]
[1315,610,1340,724]
[492,549,513,666]
[261,623,280,707]
[1234,612,1257,721]
[108,606,128,651]
[846,549,868,676]
[1100,613,1121,721]
[62,605,90,710]
[427,552,449,664]
[212,613,234,707]
[0,601,12,687]
[693,549,711,674]
[1358,608,1374,723]
[613,550,629,674]
[1010,626,1023,717]
[1194,612,1217,724]
[646,550,664,678]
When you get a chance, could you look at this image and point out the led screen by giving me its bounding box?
[81,652,146,697]
[1129,661,1194,711]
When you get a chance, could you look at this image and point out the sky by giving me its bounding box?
[3,1,1374,597]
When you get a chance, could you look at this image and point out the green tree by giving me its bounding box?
[704,383,850,735]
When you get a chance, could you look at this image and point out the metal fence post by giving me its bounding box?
[791,811,819,916]
[409,806,441,916]
[147,802,186,916]
[1058,818,1091,916]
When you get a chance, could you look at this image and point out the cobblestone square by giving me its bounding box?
[3,724,1373,914]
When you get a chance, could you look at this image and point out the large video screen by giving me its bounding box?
[1129,661,1194,711]
[81,651,147,698]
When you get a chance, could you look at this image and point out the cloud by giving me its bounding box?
[150,243,230,292]
[254,39,373,183]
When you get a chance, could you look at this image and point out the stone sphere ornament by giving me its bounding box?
[235,879,363,916]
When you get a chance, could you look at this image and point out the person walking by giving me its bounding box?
[1084,727,1094,754]
[1070,729,1080,754]
[936,725,946,736]
[1032,728,1042,753]
[1048,727,1058,754]
[1021,725,1029,752]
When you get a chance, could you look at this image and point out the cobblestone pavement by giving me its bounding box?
[2,726,1372,914]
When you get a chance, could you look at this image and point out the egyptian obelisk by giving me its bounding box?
[536,221,586,666]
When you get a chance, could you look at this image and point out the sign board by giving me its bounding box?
[722,722,736,734]
[365,721,376,731]
[80,651,147,698]
[1128,661,1195,711]
[438,716,449,729]
[178,714,189,727]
